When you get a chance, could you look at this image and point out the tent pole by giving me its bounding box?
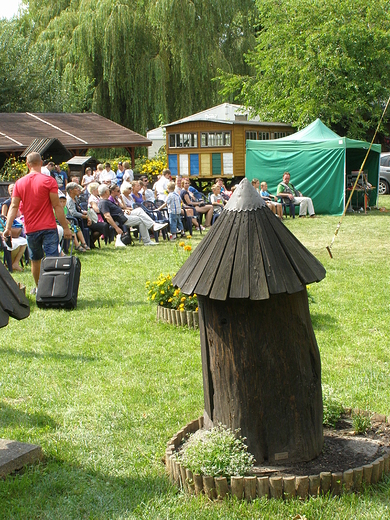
[326,95,390,258]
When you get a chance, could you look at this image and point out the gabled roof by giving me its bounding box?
[173,178,326,300]
[164,103,292,128]
[0,112,151,154]
[20,138,72,162]
[67,156,94,166]
[0,262,30,328]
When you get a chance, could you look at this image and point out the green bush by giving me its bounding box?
[352,411,371,434]
[176,424,254,480]
[323,386,344,427]
[0,156,27,181]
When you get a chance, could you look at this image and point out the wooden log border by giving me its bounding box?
[166,414,390,501]
[157,306,199,329]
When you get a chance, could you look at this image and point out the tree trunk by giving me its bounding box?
[198,289,323,464]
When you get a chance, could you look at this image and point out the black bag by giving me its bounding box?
[121,231,133,246]
[36,249,81,309]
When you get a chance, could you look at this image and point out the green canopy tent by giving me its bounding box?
[245,119,381,215]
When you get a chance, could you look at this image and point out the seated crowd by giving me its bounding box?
[0,159,237,276]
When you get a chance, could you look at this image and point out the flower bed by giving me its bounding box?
[166,415,390,500]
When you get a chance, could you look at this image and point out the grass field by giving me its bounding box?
[1,197,390,519]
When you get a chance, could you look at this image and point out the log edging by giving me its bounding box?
[166,415,390,501]
[156,306,199,329]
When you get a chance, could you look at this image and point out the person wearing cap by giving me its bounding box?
[3,152,72,293]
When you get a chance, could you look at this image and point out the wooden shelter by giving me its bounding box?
[0,112,151,168]
[173,178,326,464]
[0,262,30,328]
[164,104,293,180]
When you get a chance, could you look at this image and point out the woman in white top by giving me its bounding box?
[82,167,96,189]
[119,182,134,209]
[122,161,134,183]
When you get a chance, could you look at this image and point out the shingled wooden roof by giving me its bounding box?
[0,262,30,328]
[173,178,326,300]
[0,112,151,154]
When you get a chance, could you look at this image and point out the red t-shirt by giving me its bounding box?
[13,172,59,234]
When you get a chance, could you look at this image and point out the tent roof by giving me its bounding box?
[246,118,381,153]
[279,118,340,141]
[173,178,326,300]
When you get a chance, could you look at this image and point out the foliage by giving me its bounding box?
[176,424,254,479]
[352,411,372,434]
[0,157,27,181]
[219,0,390,139]
[146,265,198,312]
[0,0,258,135]
[322,385,344,428]
[134,148,167,180]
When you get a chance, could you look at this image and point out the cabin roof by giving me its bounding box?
[0,112,151,154]
[173,178,326,300]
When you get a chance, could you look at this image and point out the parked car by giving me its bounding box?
[379,152,390,194]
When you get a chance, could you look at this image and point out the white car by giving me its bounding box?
[379,152,390,195]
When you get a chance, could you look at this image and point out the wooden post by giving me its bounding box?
[343,469,354,492]
[186,469,195,495]
[269,476,283,499]
[215,476,229,499]
[199,292,323,464]
[353,467,363,492]
[257,476,270,498]
[309,475,320,497]
[231,476,244,499]
[320,472,331,495]
[203,476,216,499]
[331,472,342,496]
[186,311,193,328]
[193,473,203,495]
[283,476,296,499]
[244,476,257,501]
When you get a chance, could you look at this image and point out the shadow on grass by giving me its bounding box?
[0,348,98,362]
[311,313,338,331]
[1,456,174,519]
[0,402,57,430]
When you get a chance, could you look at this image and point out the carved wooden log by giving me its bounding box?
[194,473,203,495]
[320,472,331,495]
[186,469,195,495]
[309,475,320,497]
[353,467,363,492]
[283,476,296,499]
[363,464,373,485]
[331,472,343,496]
[203,476,216,499]
[199,291,323,464]
[244,476,257,501]
[343,469,354,492]
[215,476,229,499]
[257,476,270,498]
[231,476,244,499]
[296,476,309,499]
[186,311,193,328]
[269,476,283,499]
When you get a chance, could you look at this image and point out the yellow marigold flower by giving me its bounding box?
[193,294,197,298]
[184,245,192,252]
[151,293,156,300]
[160,301,164,305]
[195,307,198,312]
[145,281,150,287]
[179,241,185,247]
[168,298,173,302]
[186,235,191,239]
[181,297,186,302]
[160,290,165,295]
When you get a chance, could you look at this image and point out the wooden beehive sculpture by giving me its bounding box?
[0,261,30,328]
[173,178,326,464]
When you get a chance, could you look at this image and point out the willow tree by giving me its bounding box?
[220,0,390,139]
[30,0,258,134]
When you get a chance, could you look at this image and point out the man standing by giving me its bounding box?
[277,171,316,218]
[3,152,72,294]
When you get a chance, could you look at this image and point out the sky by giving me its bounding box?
[0,0,23,20]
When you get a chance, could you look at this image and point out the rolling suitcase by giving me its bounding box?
[36,242,81,309]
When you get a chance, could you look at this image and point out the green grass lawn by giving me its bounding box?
[1,198,390,519]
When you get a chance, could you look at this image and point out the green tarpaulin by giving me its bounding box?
[245,119,381,215]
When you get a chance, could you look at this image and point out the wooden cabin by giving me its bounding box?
[164,104,293,180]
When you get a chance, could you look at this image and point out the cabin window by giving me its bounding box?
[200,131,231,148]
[274,132,287,139]
[246,131,258,140]
[258,132,270,140]
[168,133,198,148]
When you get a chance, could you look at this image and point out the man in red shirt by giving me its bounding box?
[4,152,72,293]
